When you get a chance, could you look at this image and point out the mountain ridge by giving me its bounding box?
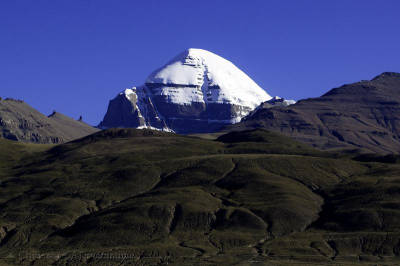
[0,98,99,144]
[233,72,400,153]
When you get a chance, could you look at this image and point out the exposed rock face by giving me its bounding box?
[234,72,400,153]
[247,96,296,117]
[0,98,99,144]
[99,48,271,133]
[99,88,170,131]
[259,96,296,108]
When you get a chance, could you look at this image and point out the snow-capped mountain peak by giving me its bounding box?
[146,48,271,109]
[100,48,277,133]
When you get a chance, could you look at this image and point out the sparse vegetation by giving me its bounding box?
[0,128,400,265]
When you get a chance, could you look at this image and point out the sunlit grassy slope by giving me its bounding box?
[1,128,400,265]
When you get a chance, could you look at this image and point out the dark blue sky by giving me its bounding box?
[1,0,399,125]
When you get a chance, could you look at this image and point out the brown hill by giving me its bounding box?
[233,72,400,153]
[0,98,99,143]
[2,129,400,265]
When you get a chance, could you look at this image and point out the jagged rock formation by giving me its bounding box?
[234,72,400,153]
[0,98,99,143]
[99,48,272,133]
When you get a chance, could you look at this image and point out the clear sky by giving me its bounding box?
[1,0,399,125]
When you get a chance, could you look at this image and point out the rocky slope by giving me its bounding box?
[0,98,99,143]
[234,72,400,153]
[99,48,273,133]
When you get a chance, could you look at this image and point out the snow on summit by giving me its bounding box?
[146,48,272,108]
[100,48,277,133]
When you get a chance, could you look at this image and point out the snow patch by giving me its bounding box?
[137,125,174,133]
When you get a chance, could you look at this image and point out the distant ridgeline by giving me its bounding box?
[0,97,99,143]
[2,67,400,154]
[232,72,400,154]
[0,97,23,103]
